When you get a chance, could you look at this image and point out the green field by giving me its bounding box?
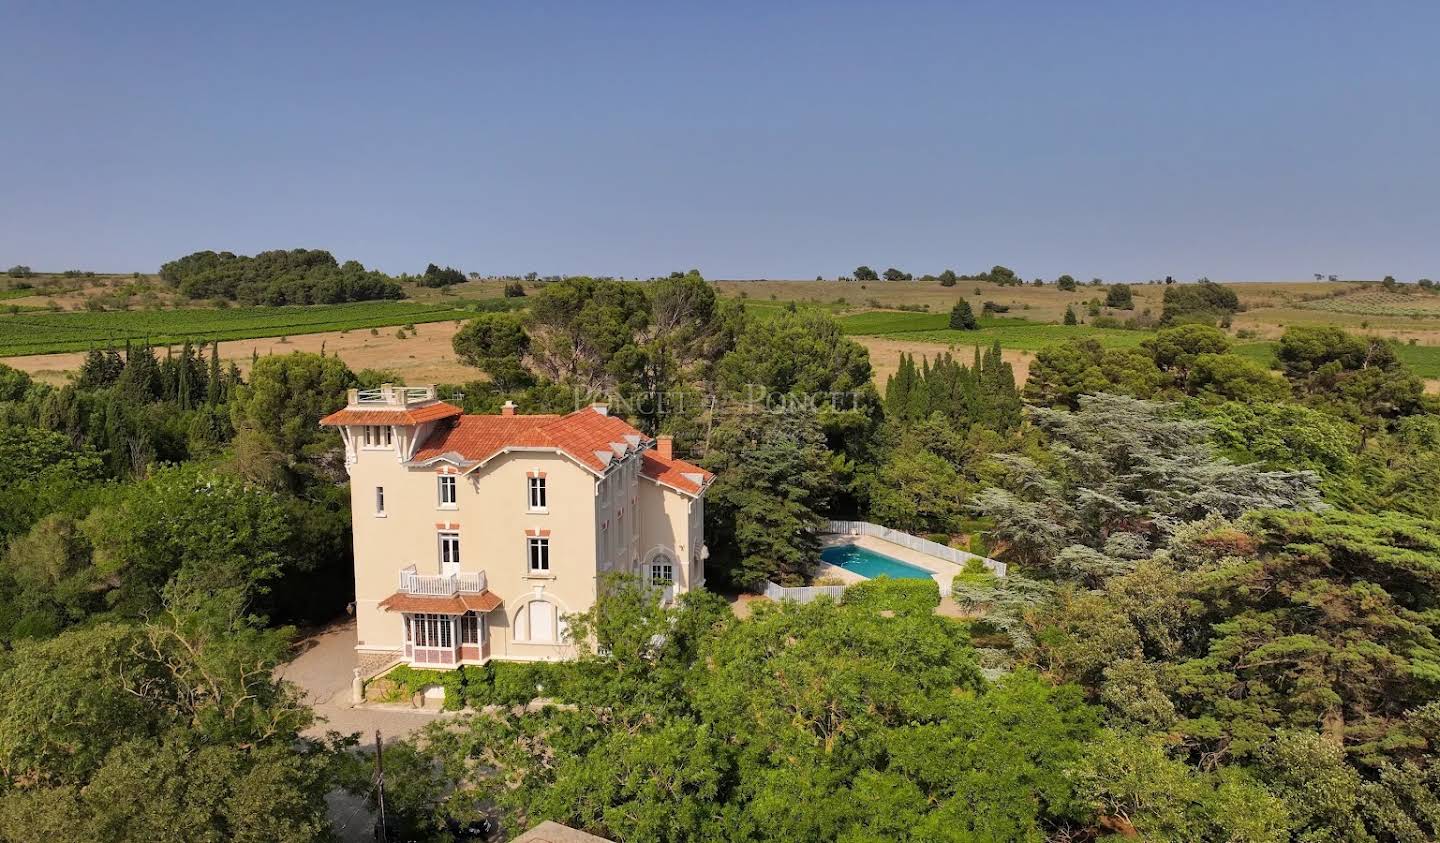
[836,309,1440,379]
[836,311,1154,351]
[0,300,519,357]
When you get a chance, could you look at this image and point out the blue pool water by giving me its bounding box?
[820,543,937,580]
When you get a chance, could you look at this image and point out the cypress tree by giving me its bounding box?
[1064,305,1078,325]
[208,341,222,404]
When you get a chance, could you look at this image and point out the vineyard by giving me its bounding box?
[0,300,521,357]
[836,310,1155,351]
[1295,290,1440,317]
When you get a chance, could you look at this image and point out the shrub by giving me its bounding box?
[842,576,941,615]
[365,665,463,709]
[503,281,526,297]
[925,533,950,545]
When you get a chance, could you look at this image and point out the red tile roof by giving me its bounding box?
[640,450,713,496]
[378,590,503,614]
[320,402,463,426]
[412,407,650,474]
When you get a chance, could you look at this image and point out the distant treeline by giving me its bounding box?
[159,248,406,305]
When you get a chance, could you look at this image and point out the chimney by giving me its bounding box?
[591,402,609,416]
[656,435,673,461]
[501,400,516,417]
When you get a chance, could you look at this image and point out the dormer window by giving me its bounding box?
[528,475,547,511]
[438,475,457,508]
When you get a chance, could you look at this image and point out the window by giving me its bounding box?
[650,560,673,586]
[528,476,547,511]
[527,537,550,574]
[362,425,393,448]
[460,612,481,645]
[375,486,386,516]
[439,532,461,571]
[409,613,453,648]
[438,475,457,507]
[526,600,556,643]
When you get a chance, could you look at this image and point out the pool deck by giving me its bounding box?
[817,533,963,591]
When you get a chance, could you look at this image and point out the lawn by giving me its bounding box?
[0,300,520,357]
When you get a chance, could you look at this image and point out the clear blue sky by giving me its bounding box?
[3,1,1437,281]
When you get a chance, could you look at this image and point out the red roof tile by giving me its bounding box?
[412,407,649,474]
[320,402,462,426]
[378,591,503,614]
[640,450,713,496]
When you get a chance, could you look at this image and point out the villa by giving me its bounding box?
[321,385,712,668]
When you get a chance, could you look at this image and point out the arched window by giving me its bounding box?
[514,598,568,644]
[649,553,674,586]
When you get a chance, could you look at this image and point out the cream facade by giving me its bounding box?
[323,385,711,668]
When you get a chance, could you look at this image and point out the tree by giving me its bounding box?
[938,269,958,287]
[703,409,837,588]
[1024,340,1169,408]
[420,263,466,287]
[1057,274,1078,291]
[0,597,338,842]
[1160,280,1240,325]
[949,298,978,330]
[869,445,967,534]
[715,309,873,401]
[853,266,878,282]
[228,352,356,465]
[1064,304,1078,325]
[526,276,650,391]
[882,267,909,282]
[971,394,1320,573]
[1104,283,1134,310]
[452,312,533,391]
[987,265,1021,286]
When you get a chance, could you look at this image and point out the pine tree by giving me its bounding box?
[1064,305,1078,325]
[950,298,978,330]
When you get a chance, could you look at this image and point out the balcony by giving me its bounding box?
[398,565,487,596]
[348,383,437,408]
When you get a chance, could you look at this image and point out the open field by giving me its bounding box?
[0,300,523,357]
[6,319,481,386]
[7,275,1440,387]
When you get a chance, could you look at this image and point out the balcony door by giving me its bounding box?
[439,531,461,577]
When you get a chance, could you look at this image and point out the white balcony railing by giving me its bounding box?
[397,566,487,596]
[350,384,437,407]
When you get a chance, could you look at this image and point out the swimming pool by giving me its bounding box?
[820,543,937,580]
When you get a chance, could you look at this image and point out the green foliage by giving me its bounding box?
[1161,279,1240,325]
[717,308,873,400]
[0,596,338,842]
[1104,283,1134,309]
[159,248,404,304]
[0,300,477,356]
[1056,274,1078,291]
[229,351,356,465]
[419,262,465,287]
[973,394,1320,573]
[704,409,837,588]
[853,265,878,281]
[948,297,978,329]
[451,311,532,390]
[840,576,941,614]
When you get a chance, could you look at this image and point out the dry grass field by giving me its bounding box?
[6,320,478,386]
